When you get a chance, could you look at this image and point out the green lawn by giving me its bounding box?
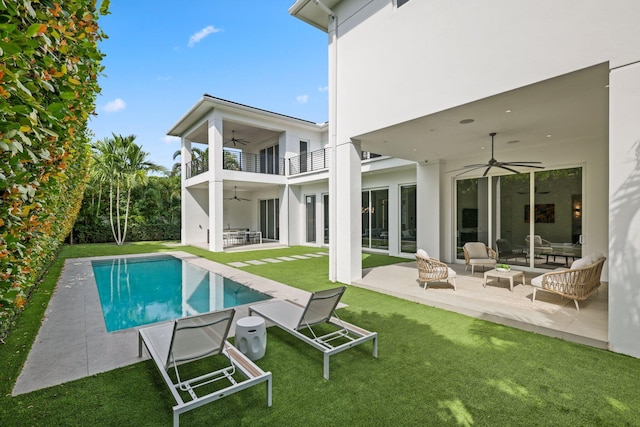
[1,242,639,426]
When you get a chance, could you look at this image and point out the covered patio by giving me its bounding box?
[354,262,607,349]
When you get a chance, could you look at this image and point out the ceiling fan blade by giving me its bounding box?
[448,164,488,173]
[503,163,545,169]
[482,166,492,177]
[503,161,543,164]
[452,164,491,176]
[495,164,522,174]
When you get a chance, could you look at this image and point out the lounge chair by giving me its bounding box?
[495,238,527,263]
[138,308,272,427]
[249,286,378,380]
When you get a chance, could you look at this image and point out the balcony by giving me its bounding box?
[186,149,382,179]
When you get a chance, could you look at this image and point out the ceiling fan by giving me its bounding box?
[224,130,250,146]
[449,132,544,177]
[225,186,251,202]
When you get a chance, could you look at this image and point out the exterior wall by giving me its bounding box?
[183,187,209,244]
[609,62,640,357]
[333,0,640,140]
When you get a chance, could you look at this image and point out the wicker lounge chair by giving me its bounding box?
[249,286,378,380]
[415,249,457,290]
[463,242,497,274]
[138,308,272,426]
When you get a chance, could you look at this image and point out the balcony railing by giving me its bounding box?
[185,157,209,179]
[223,150,285,175]
[186,149,382,179]
[289,148,330,175]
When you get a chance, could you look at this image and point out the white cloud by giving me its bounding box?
[188,25,222,47]
[156,75,171,81]
[163,135,179,144]
[104,98,126,113]
[296,94,309,104]
[318,86,328,92]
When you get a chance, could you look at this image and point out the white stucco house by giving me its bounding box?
[169,0,640,359]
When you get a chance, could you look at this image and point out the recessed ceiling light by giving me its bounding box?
[480,146,485,150]
[507,140,520,144]
[546,134,552,138]
[412,148,417,151]
[505,109,512,113]
[459,119,474,124]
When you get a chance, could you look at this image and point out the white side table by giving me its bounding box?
[235,316,267,361]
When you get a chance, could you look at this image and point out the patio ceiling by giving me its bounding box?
[354,63,610,165]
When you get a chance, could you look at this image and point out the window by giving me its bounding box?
[259,144,280,175]
[306,195,316,243]
[397,0,411,7]
[300,141,308,173]
[323,194,329,244]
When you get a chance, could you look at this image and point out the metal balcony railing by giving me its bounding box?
[289,148,330,175]
[185,157,209,179]
[186,149,382,179]
[223,150,285,175]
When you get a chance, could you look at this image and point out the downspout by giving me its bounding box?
[312,0,339,281]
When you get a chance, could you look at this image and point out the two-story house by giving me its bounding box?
[288,0,640,358]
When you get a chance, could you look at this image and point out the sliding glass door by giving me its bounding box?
[456,167,582,269]
[362,188,389,250]
[259,198,279,240]
[400,185,417,253]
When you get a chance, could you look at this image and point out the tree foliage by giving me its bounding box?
[0,0,108,335]
[90,134,166,245]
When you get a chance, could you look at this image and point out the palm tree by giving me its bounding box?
[91,134,166,245]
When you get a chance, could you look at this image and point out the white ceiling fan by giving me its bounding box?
[224,130,250,146]
[449,132,544,177]
[225,186,251,202]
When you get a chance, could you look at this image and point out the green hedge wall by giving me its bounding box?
[71,223,180,244]
[0,1,108,338]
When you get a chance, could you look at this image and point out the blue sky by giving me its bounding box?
[90,1,328,170]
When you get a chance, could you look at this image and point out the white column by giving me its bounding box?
[608,61,640,358]
[208,114,224,252]
[416,161,441,259]
[180,138,192,245]
[332,140,362,283]
[279,185,290,246]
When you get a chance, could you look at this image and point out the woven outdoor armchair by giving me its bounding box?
[415,253,456,291]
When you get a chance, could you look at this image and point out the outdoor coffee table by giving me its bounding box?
[483,268,525,292]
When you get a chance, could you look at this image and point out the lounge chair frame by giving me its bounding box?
[138,308,272,426]
[249,286,378,380]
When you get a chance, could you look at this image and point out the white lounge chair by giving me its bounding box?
[138,308,272,427]
[249,286,378,380]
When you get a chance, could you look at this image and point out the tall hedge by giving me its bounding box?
[0,0,108,337]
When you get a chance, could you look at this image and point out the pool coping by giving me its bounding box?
[12,251,312,396]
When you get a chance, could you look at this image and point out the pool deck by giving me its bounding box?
[12,251,311,396]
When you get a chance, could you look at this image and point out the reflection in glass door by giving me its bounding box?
[456,178,489,259]
[362,189,389,250]
[400,185,417,253]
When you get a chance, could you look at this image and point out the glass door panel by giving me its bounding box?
[493,174,530,267]
[400,185,417,253]
[456,178,488,259]
[306,195,316,242]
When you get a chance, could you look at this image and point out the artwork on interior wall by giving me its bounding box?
[525,204,555,223]
[462,208,478,228]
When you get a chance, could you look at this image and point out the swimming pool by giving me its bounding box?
[92,254,271,332]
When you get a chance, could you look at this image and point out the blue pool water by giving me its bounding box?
[92,254,270,332]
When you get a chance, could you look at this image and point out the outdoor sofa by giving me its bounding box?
[530,253,606,311]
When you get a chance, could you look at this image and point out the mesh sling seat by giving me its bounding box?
[249,286,378,380]
[138,308,272,427]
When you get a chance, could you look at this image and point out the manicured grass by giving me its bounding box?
[1,242,639,426]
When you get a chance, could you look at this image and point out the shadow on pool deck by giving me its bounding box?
[12,251,310,396]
